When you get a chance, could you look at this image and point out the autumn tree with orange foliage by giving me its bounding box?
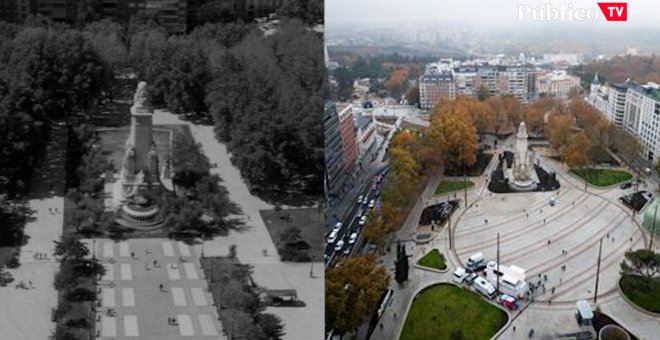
[547,114,574,150]
[386,68,409,99]
[562,132,592,169]
[326,255,390,335]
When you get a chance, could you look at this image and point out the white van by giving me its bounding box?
[467,252,485,268]
[453,267,468,284]
[377,289,393,318]
[474,276,496,299]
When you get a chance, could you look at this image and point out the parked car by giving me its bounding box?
[620,181,632,189]
[452,267,468,284]
[368,199,376,208]
[343,246,351,255]
[464,273,478,285]
[497,294,518,310]
[332,222,342,233]
[327,230,338,244]
[334,240,345,252]
[359,215,367,226]
[357,208,364,217]
[349,232,358,244]
[357,195,364,204]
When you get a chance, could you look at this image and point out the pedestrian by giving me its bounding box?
[543,274,547,282]
[559,278,562,284]
[29,281,33,288]
[526,213,529,218]
[572,201,575,206]
[548,300,552,305]
[380,323,383,329]
[630,237,633,242]
[485,219,488,225]
[131,252,135,259]
[612,237,615,243]
[153,260,157,267]
[543,218,546,224]
[393,312,397,319]
[607,233,610,239]
[513,326,516,332]
[168,317,171,325]
[48,208,52,214]
[551,287,555,294]
[159,283,163,292]
[179,255,183,262]
[547,240,551,245]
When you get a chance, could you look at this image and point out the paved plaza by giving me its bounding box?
[152,110,324,340]
[369,145,659,340]
[87,238,224,340]
[0,197,63,340]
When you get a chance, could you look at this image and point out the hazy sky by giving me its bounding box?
[326,0,660,29]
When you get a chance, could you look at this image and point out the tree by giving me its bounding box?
[256,313,285,340]
[325,255,390,335]
[477,84,490,101]
[171,132,210,188]
[562,132,592,169]
[228,244,237,260]
[385,68,408,99]
[546,114,574,150]
[405,84,419,107]
[394,242,409,285]
[0,195,32,246]
[53,235,89,261]
[429,110,478,171]
[620,249,660,280]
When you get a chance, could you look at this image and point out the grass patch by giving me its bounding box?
[620,275,660,314]
[416,249,447,270]
[260,208,324,262]
[570,168,632,187]
[435,180,475,195]
[400,284,507,340]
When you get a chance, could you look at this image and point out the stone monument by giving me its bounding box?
[115,81,162,226]
[508,122,539,191]
[120,81,160,198]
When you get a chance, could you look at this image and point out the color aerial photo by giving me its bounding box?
[0,1,323,340]
[325,1,660,339]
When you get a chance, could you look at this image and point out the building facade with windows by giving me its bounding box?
[324,102,345,200]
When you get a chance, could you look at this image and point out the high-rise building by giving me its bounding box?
[419,59,539,110]
[337,104,358,172]
[324,102,345,200]
[419,61,455,110]
[587,74,660,163]
[535,70,581,98]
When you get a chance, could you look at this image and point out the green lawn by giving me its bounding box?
[416,249,447,270]
[435,180,475,195]
[620,275,660,313]
[570,168,632,187]
[400,284,507,340]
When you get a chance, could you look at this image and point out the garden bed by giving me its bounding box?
[435,180,474,195]
[261,208,325,262]
[399,283,507,340]
[619,275,660,314]
[416,249,446,270]
[570,168,632,187]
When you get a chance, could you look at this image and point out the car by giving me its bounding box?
[466,263,487,273]
[343,246,351,255]
[452,267,468,284]
[359,215,367,225]
[368,199,376,208]
[332,222,342,233]
[357,208,364,217]
[619,181,632,189]
[497,294,517,310]
[362,196,370,205]
[349,232,358,244]
[334,240,345,252]
[327,230,338,244]
[464,273,478,285]
[357,195,364,204]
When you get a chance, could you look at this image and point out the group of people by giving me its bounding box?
[48,207,60,215]
[33,252,48,260]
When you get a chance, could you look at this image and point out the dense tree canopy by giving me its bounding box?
[326,255,390,334]
[205,20,323,195]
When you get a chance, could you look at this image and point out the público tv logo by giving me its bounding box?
[518,2,627,21]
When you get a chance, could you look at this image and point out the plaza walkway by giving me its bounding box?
[370,146,659,340]
[152,110,324,340]
[0,124,67,340]
[88,238,225,340]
